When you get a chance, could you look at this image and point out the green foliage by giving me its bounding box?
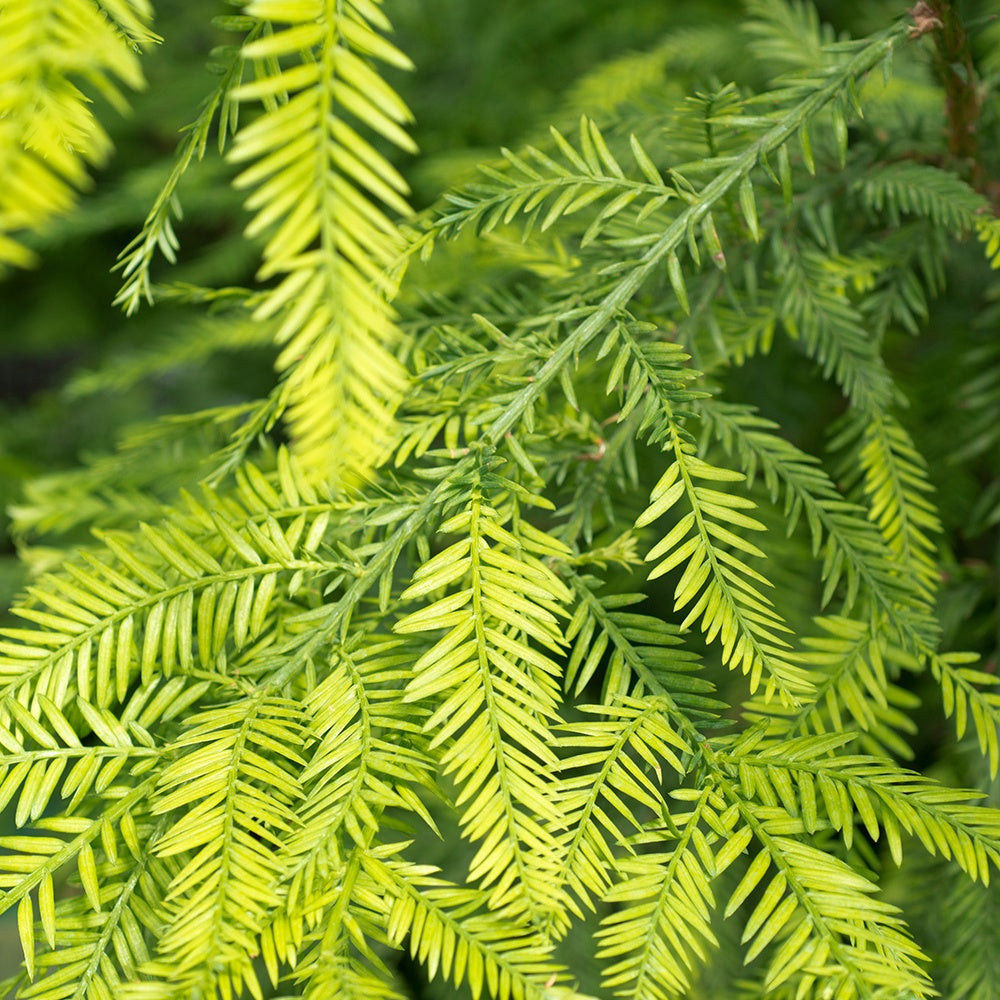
[2,1,1000,998]
[0,0,157,267]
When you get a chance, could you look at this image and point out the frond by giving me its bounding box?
[437,116,679,248]
[5,822,167,999]
[598,323,705,442]
[256,637,438,977]
[854,161,988,234]
[741,0,835,75]
[371,853,568,1000]
[0,0,155,266]
[849,225,945,339]
[229,0,417,484]
[278,847,404,1000]
[596,789,721,1000]
[638,456,809,701]
[0,775,161,990]
[7,400,279,543]
[720,735,1000,881]
[0,452,339,715]
[920,857,1000,999]
[394,471,572,923]
[562,577,716,714]
[553,698,692,929]
[720,799,933,998]
[296,947,405,1000]
[771,245,894,413]
[113,19,262,314]
[432,21,906,446]
[831,410,942,603]
[696,403,934,646]
[134,695,306,996]
[744,615,920,758]
[930,651,1000,777]
[6,4,995,998]
[620,333,811,702]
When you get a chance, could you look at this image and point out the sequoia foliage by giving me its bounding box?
[1,1,1000,998]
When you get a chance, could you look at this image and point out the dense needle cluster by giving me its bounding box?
[2,1,1000,999]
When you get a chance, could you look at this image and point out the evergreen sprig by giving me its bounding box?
[3,2,1000,998]
[0,0,156,267]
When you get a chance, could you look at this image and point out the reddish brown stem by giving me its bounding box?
[921,1,985,191]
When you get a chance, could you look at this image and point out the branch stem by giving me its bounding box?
[927,1,985,191]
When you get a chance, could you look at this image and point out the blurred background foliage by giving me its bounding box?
[1,0,999,984]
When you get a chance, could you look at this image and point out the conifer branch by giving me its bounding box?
[4,4,1000,997]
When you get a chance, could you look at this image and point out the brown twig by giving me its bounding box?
[910,2,986,192]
